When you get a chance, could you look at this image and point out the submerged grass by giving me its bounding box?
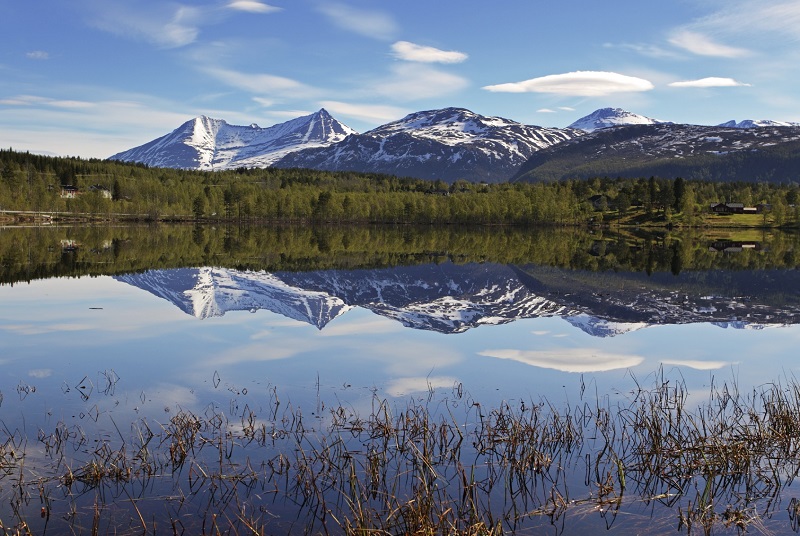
[2,370,800,534]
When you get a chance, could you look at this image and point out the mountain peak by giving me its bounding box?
[568,108,662,132]
[110,109,356,170]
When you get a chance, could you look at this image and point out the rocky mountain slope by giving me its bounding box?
[273,108,583,183]
[511,122,800,182]
[109,109,355,170]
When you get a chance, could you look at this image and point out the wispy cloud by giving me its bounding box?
[687,1,800,43]
[87,1,280,49]
[372,64,469,101]
[603,42,681,59]
[669,77,751,88]
[391,41,468,64]
[0,94,95,109]
[252,96,275,107]
[88,2,203,48]
[483,71,654,97]
[537,108,556,113]
[319,100,407,124]
[202,66,318,99]
[0,90,202,157]
[317,2,397,40]
[668,29,750,58]
[26,51,50,60]
[227,1,281,14]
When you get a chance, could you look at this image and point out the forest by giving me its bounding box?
[1,148,799,226]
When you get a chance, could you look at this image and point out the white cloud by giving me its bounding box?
[26,51,49,60]
[317,3,397,40]
[391,41,468,64]
[319,100,407,123]
[227,1,281,14]
[483,71,654,97]
[669,77,752,88]
[29,369,53,378]
[558,106,576,111]
[372,63,469,101]
[479,348,644,373]
[537,108,556,113]
[668,30,751,58]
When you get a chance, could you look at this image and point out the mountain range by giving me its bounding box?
[110,106,800,183]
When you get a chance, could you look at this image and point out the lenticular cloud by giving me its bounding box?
[483,71,654,97]
[669,77,751,88]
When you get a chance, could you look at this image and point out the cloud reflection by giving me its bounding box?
[385,376,458,397]
[479,348,644,373]
[319,317,401,337]
[661,359,736,370]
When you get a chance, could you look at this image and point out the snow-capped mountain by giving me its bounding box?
[273,108,583,183]
[568,107,664,132]
[718,119,800,128]
[109,109,355,170]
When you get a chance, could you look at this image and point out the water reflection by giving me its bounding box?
[2,224,800,533]
[113,259,800,336]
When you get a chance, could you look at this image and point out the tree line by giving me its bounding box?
[1,148,799,226]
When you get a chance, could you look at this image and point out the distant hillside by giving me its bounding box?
[512,123,800,182]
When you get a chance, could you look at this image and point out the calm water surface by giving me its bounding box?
[2,225,800,534]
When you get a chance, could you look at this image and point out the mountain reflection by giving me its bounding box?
[115,260,800,337]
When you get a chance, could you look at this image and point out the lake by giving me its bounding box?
[2,224,800,534]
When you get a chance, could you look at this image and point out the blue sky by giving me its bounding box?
[2,0,800,158]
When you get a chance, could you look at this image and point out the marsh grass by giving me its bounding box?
[2,370,800,534]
